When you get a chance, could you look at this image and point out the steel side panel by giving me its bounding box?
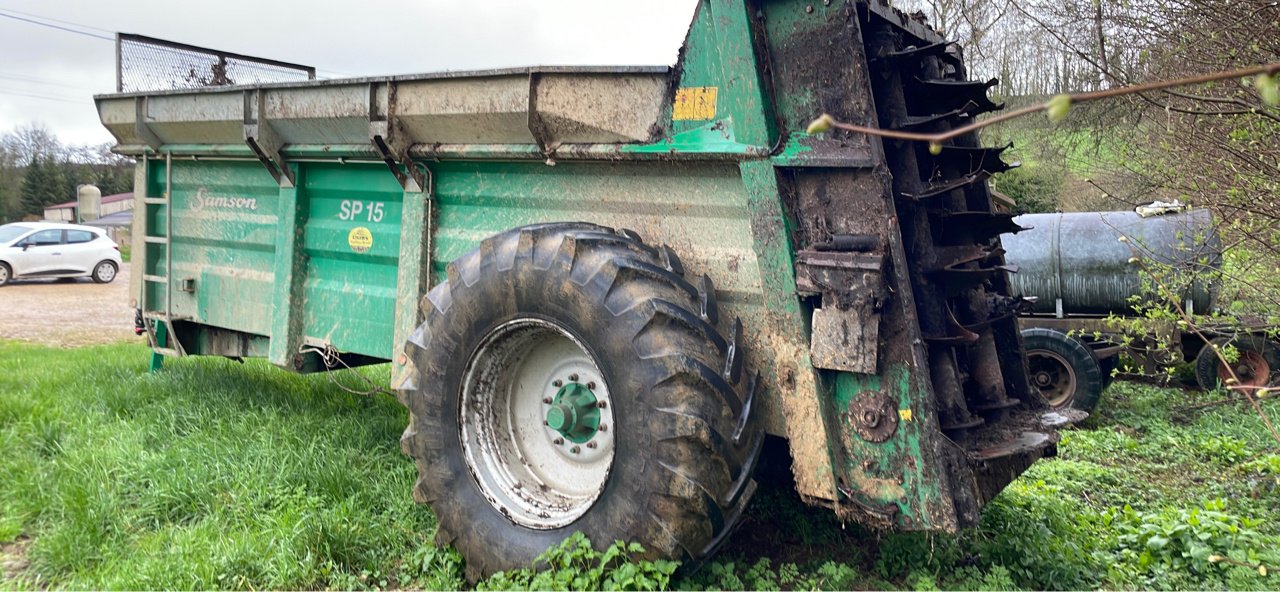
[298,164,405,358]
[149,160,279,333]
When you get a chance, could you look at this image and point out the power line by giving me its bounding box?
[0,72,96,91]
[0,5,114,33]
[0,87,88,104]
[0,10,113,41]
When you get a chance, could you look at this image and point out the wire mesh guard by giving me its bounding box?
[116,33,315,93]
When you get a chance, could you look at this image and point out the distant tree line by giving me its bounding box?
[0,123,133,224]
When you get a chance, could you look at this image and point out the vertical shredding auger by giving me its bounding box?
[96,0,1076,579]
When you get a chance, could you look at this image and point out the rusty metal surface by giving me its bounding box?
[811,306,881,374]
[847,390,899,442]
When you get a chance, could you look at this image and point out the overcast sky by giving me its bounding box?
[0,0,698,147]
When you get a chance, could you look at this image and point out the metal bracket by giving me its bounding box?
[134,97,164,150]
[370,82,426,193]
[798,250,887,373]
[243,89,295,188]
[794,250,883,296]
[526,72,558,160]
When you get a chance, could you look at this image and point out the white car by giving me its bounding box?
[0,222,123,287]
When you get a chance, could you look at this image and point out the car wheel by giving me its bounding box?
[1195,335,1280,391]
[1022,327,1104,412]
[0,262,10,287]
[92,260,118,284]
[397,223,762,580]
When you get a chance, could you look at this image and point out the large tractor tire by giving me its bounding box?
[1195,335,1280,391]
[397,223,763,580]
[1022,327,1105,412]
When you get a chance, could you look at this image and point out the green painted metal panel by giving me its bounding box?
[146,159,280,335]
[268,164,307,367]
[832,368,948,525]
[297,163,406,359]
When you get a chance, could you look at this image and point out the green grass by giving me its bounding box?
[2,341,1278,590]
[0,340,460,590]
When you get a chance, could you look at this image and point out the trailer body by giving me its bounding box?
[97,0,1071,574]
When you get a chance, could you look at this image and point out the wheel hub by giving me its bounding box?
[546,382,600,443]
[1034,371,1053,387]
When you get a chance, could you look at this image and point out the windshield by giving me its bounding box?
[0,224,34,244]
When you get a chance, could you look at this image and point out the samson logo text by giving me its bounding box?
[191,188,258,212]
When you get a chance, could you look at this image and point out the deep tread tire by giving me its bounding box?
[1022,327,1104,412]
[91,260,117,284]
[397,222,763,581]
[1194,335,1280,391]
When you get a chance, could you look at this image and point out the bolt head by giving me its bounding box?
[570,446,580,454]
[586,441,597,449]
[553,380,563,387]
[569,373,579,382]
[552,437,564,445]
[542,397,553,404]
[597,400,607,409]
[587,381,596,390]
[598,424,607,431]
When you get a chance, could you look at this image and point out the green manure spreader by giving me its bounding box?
[97,0,1078,578]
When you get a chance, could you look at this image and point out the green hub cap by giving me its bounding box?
[547,382,600,443]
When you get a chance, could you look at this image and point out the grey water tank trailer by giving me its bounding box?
[1002,209,1221,317]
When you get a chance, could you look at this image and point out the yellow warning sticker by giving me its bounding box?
[898,408,913,422]
[348,227,373,254]
[673,86,718,121]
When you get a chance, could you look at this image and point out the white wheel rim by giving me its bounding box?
[97,263,115,282]
[460,318,616,529]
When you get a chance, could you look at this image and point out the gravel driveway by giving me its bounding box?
[0,265,138,347]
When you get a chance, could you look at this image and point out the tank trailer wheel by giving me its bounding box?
[1022,327,1104,412]
[1195,336,1280,391]
[397,222,763,580]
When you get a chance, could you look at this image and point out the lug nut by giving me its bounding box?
[569,373,579,382]
[553,380,563,387]
[598,424,607,431]
[587,381,596,390]
[570,446,580,454]
[542,397,552,404]
[553,437,564,445]
[586,441,597,449]
[597,400,608,409]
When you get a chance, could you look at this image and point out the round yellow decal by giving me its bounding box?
[348,227,373,254]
